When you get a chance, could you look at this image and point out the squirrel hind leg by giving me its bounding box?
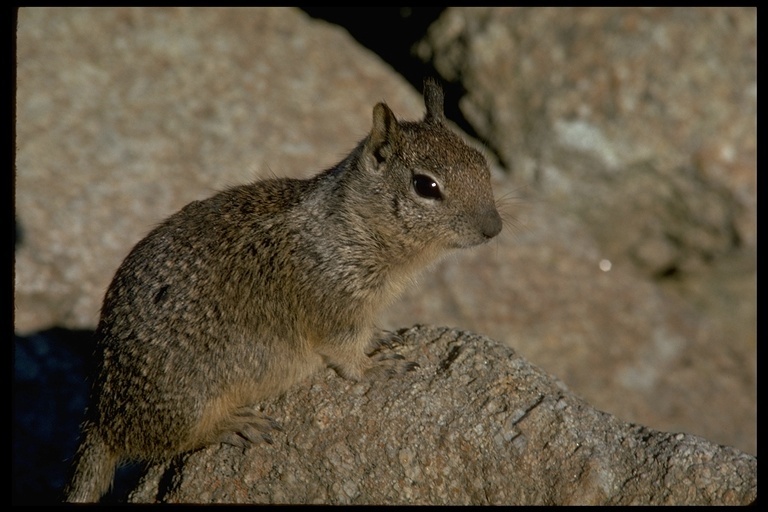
[211,406,282,451]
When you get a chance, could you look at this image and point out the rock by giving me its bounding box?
[126,326,756,505]
[416,7,756,272]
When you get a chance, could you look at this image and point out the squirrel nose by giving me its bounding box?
[480,208,503,239]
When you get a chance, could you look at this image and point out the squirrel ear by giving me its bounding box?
[423,77,445,123]
[365,102,400,165]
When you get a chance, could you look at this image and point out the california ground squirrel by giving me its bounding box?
[65,79,502,502]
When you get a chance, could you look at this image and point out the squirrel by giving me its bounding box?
[65,78,502,502]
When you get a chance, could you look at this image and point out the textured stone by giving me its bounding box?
[416,7,756,268]
[127,326,756,505]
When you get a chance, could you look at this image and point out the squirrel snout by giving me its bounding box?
[456,207,502,247]
[480,208,503,240]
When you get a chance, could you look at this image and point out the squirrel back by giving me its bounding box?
[65,78,501,502]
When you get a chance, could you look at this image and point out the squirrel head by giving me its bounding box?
[353,78,502,254]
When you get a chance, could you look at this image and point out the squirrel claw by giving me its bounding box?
[370,331,405,352]
[405,362,420,372]
[218,407,281,450]
[364,354,420,379]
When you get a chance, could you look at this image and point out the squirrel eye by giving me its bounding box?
[412,174,442,200]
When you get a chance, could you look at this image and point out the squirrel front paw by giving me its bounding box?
[321,330,419,382]
[327,350,419,382]
[364,350,420,379]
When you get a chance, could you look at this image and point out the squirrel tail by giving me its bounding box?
[65,424,119,503]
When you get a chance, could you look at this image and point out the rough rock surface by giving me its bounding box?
[127,326,756,505]
[416,7,756,267]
